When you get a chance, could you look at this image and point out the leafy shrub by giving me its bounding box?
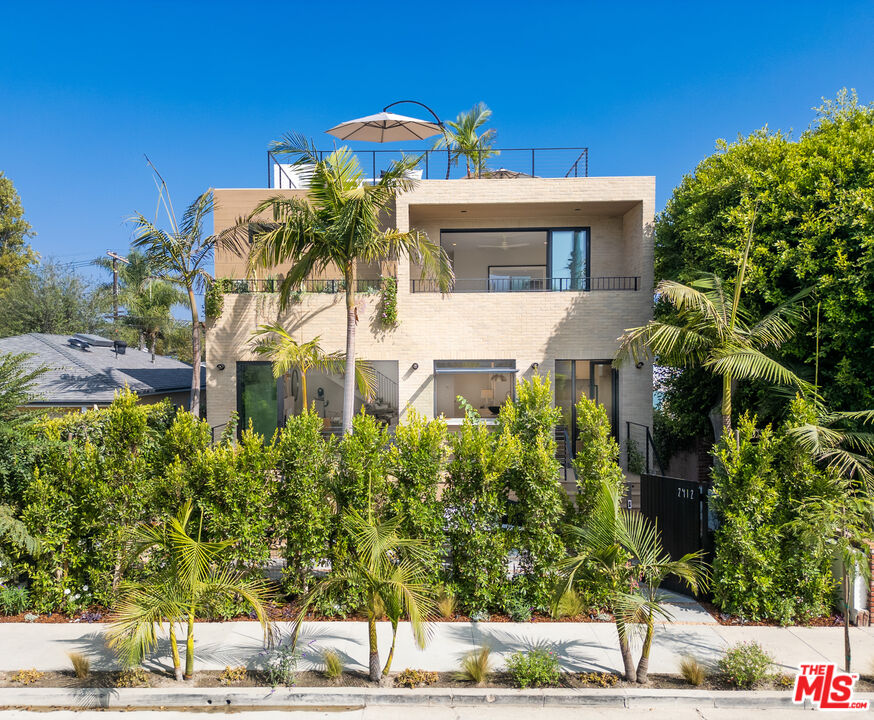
[711,408,835,623]
[263,642,299,687]
[499,375,566,608]
[387,411,448,586]
[322,649,343,681]
[578,671,620,687]
[12,669,43,685]
[504,596,532,622]
[68,652,90,680]
[469,610,490,622]
[679,656,706,686]
[718,642,773,688]
[116,667,149,688]
[379,276,398,327]
[443,407,512,613]
[456,646,492,685]
[505,649,561,688]
[0,585,30,614]
[204,280,225,320]
[219,666,247,686]
[394,668,438,688]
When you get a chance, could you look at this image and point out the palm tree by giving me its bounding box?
[131,186,228,415]
[432,103,498,178]
[556,482,709,683]
[291,509,435,682]
[250,323,376,410]
[107,501,272,681]
[246,135,453,434]
[616,221,812,436]
[94,250,185,352]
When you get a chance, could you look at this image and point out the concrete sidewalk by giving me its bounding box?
[0,618,871,676]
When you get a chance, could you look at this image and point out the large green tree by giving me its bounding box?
[655,91,874,444]
[0,172,37,296]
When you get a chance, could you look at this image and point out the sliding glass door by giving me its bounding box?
[236,361,280,439]
[548,228,589,290]
[554,360,617,455]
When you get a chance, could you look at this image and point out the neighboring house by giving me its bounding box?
[207,147,655,485]
[0,333,202,411]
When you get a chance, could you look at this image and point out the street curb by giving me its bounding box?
[1,686,863,710]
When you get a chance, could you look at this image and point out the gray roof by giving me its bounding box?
[0,333,202,406]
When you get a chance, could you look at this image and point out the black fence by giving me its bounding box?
[410,276,640,293]
[218,278,385,294]
[269,147,589,187]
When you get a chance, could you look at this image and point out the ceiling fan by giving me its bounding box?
[478,233,530,250]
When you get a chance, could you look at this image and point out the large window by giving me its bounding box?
[554,360,617,455]
[548,229,590,290]
[434,359,516,419]
[236,361,279,439]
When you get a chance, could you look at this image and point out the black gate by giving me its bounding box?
[639,473,711,593]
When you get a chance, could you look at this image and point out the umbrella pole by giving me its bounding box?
[382,100,448,180]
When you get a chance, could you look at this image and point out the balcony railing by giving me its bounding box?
[268,147,589,188]
[218,278,385,294]
[410,276,640,293]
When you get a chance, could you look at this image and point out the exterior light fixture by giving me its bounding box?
[635,361,645,369]
[532,362,539,370]
[216,363,226,371]
[411,362,419,371]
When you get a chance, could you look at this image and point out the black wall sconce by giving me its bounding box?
[531,362,539,370]
[216,363,226,371]
[635,361,645,369]
[411,362,419,370]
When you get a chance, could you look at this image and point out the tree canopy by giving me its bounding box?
[655,90,874,446]
[0,172,38,296]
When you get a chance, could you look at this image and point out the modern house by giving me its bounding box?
[206,147,654,479]
[0,333,202,412]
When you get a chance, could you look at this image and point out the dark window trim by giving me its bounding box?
[556,359,619,449]
[433,359,518,418]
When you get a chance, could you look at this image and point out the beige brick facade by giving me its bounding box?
[208,176,655,451]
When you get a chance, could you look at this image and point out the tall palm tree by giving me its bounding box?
[250,323,376,409]
[556,482,708,683]
[432,103,498,178]
[94,250,185,351]
[291,509,435,681]
[616,222,812,435]
[131,186,228,415]
[107,501,272,681]
[247,135,454,434]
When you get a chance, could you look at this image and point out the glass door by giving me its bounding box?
[548,228,589,290]
[555,360,617,456]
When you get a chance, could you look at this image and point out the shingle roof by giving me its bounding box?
[0,333,202,406]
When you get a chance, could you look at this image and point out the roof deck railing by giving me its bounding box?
[268,147,589,188]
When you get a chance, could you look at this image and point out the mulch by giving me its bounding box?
[698,601,845,627]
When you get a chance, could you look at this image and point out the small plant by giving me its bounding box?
[219,665,247,686]
[469,609,491,622]
[116,667,150,688]
[68,652,91,680]
[679,656,706,687]
[579,671,620,687]
[505,597,532,622]
[379,276,398,328]
[0,585,30,615]
[23,612,37,623]
[718,642,773,688]
[505,649,561,688]
[322,649,343,682]
[552,588,586,619]
[626,438,646,474]
[263,642,299,687]
[774,672,795,688]
[394,668,439,688]
[455,645,493,686]
[436,590,456,620]
[12,669,44,685]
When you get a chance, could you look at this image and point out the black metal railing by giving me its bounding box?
[373,368,398,411]
[410,276,640,293]
[625,421,664,475]
[218,277,386,294]
[269,147,589,187]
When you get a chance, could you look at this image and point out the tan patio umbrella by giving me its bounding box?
[325,111,442,142]
[326,100,451,178]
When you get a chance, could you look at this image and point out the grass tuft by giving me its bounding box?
[436,591,456,620]
[68,652,91,680]
[679,656,706,686]
[323,649,343,681]
[455,645,493,685]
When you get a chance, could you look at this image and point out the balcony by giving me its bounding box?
[411,276,640,293]
[268,147,589,188]
[217,277,385,294]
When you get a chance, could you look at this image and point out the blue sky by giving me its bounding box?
[2,0,873,284]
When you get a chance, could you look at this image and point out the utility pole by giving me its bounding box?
[106,251,129,328]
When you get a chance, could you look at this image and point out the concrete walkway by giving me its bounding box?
[1,616,871,676]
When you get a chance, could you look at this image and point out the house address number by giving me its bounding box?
[677,486,697,500]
